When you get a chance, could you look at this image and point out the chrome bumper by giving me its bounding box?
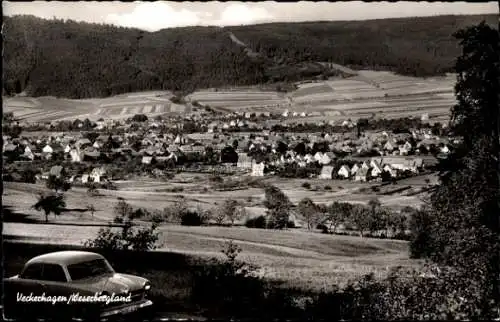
[100,299,153,318]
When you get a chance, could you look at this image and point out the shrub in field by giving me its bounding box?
[85,199,161,251]
[180,210,207,226]
[191,240,267,318]
[46,175,71,193]
[131,114,148,122]
[245,215,267,228]
[301,182,311,189]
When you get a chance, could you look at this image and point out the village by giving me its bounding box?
[2,109,451,187]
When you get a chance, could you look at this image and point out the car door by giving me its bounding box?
[41,263,70,296]
[40,263,73,315]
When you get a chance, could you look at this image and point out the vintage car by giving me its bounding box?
[3,251,153,321]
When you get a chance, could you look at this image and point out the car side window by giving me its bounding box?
[21,263,44,280]
[42,264,67,282]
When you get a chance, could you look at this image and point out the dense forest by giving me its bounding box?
[3,14,496,99]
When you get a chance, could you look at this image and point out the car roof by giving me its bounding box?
[26,251,105,266]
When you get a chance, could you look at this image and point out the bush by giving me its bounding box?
[409,209,435,258]
[210,175,223,183]
[85,199,161,251]
[181,210,206,226]
[317,223,329,233]
[191,240,266,318]
[245,215,267,228]
[301,182,311,189]
[324,185,332,190]
[310,264,498,320]
[131,114,148,122]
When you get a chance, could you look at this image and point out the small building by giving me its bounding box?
[337,165,350,179]
[350,163,360,176]
[70,149,83,163]
[319,166,334,180]
[49,165,64,178]
[142,156,153,164]
[354,168,369,182]
[90,167,107,182]
[384,141,395,152]
[371,161,383,178]
[251,162,265,177]
[237,153,253,169]
[42,145,54,154]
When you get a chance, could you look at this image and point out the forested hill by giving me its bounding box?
[3,14,497,99]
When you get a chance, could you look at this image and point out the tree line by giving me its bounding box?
[3,14,496,99]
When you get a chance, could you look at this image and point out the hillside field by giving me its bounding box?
[3,70,456,123]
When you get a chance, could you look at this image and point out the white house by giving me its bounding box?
[314,152,324,162]
[251,162,265,177]
[318,153,332,165]
[351,163,360,176]
[64,145,72,153]
[70,149,83,163]
[371,161,383,177]
[319,166,334,180]
[42,145,54,154]
[338,165,350,179]
[82,174,90,184]
[440,145,450,154]
[354,168,369,182]
[304,154,315,163]
[142,156,153,164]
[90,167,107,183]
[383,141,395,152]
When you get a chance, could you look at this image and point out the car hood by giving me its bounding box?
[72,273,147,294]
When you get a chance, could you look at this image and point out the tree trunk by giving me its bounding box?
[45,211,49,222]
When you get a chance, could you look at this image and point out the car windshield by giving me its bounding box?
[67,259,114,280]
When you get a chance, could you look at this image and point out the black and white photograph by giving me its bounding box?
[1,1,499,321]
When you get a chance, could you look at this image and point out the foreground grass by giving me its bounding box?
[4,220,417,292]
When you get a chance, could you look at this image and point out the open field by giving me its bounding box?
[3,174,428,222]
[186,90,289,112]
[2,91,180,122]
[3,174,427,290]
[4,70,455,123]
[285,71,455,123]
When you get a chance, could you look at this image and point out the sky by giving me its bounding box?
[3,1,498,31]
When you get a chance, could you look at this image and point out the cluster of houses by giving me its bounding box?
[319,157,425,182]
[244,148,427,180]
[3,114,452,184]
[37,164,108,184]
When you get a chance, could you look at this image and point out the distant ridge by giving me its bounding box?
[3,14,496,99]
